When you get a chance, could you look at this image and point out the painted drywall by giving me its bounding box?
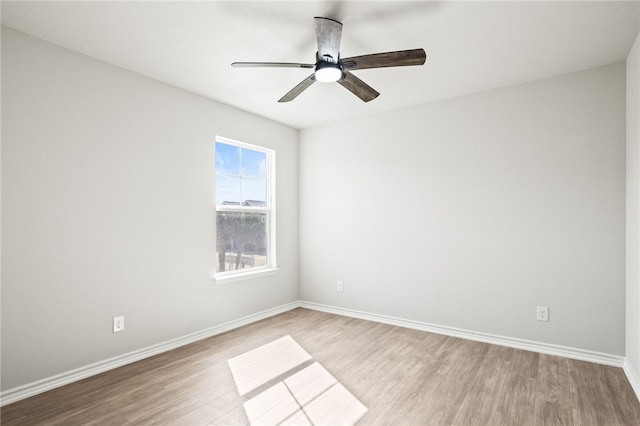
[1,27,298,391]
[299,63,626,355]
[627,31,640,389]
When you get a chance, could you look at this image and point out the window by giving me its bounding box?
[215,137,275,279]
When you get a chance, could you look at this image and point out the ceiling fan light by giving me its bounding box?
[314,63,343,83]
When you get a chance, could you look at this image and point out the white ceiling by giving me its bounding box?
[2,1,639,129]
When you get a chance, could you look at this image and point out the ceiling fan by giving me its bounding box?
[231,17,426,103]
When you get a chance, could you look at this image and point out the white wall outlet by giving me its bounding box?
[536,306,549,322]
[113,316,125,333]
[337,281,344,292]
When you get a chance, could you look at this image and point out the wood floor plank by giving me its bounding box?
[328,322,404,383]
[2,308,639,426]
[502,345,540,379]
[362,334,455,424]
[601,363,640,425]
[159,401,227,426]
[485,348,538,425]
[210,404,249,426]
[445,345,540,425]
[569,360,611,425]
[349,329,438,423]
[357,331,453,425]
[409,339,491,425]
[486,375,537,425]
[534,399,574,426]
[537,354,571,406]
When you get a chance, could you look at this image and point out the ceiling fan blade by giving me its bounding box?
[340,48,426,71]
[232,62,314,69]
[338,71,379,102]
[315,17,343,63]
[278,74,316,103]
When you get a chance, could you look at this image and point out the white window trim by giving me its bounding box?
[214,136,276,282]
[213,267,280,285]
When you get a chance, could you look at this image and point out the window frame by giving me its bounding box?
[214,136,277,283]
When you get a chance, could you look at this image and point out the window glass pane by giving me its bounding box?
[242,148,267,179]
[216,211,268,273]
[216,175,241,205]
[242,178,266,205]
[216,142,240,176]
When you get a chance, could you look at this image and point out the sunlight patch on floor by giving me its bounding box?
[228,336,368,426]
[227,335,312,396]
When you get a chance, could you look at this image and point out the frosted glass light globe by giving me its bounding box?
[315,64,342,83]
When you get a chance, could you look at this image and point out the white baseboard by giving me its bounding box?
[0,301,300,407]
[299,301,626,368]
[624,359,640,402]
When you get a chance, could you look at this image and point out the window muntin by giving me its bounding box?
[215,138,275,277]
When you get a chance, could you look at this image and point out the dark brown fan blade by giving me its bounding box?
[278,74,316,103]
[338,71,379,102]
[315,17,342,63]
[232,62,314,69]
[340,48,426,71]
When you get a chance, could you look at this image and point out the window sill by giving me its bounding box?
[213,267,280,285]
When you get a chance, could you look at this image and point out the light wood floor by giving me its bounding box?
[2,308,640,425]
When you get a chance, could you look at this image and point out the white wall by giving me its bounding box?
[627,31,640,392]
[299,63,626,355]
[1,27,298,391]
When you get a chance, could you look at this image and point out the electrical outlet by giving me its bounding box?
[536,306,549,322]
[337,281,344,292]
[113,316,125,333]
